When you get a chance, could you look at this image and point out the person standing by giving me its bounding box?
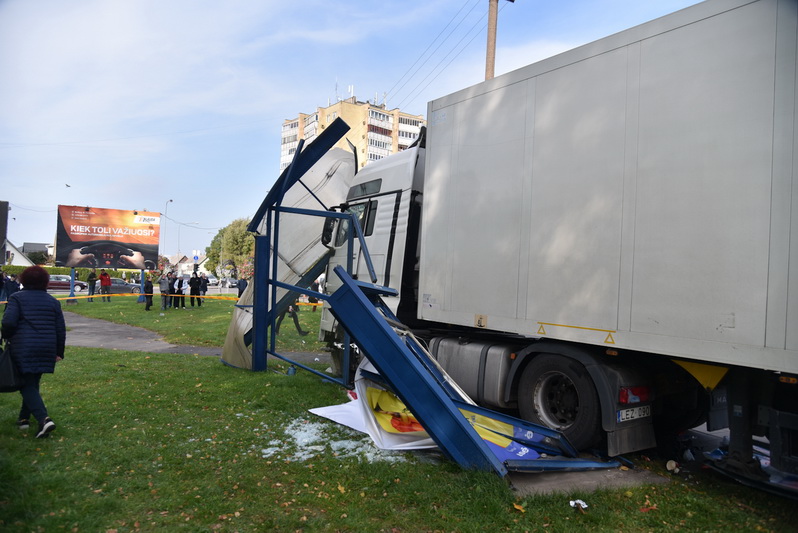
[86,268,97,302]
[276,299,308,336]
[99,269,111,302]
[237,277,248,298]
[309,280,320,312]
[1,266,65,438]
[143,276,153,311]
[166,272,175,309]
[199,273,209,299]
[188,272,201,307]
[173,276,186,309]
[5,274,20,300]
[158,273,172,311]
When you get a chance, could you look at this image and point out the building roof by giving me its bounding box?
[3,239,36,267]
[21,242,49,254]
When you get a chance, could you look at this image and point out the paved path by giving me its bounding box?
[64,310,222,355]
[63,310,329,365]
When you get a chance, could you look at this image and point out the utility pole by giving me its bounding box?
[486,0,514,81]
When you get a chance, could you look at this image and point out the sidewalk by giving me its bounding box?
[64,310,222,356]
[63,310,329,364]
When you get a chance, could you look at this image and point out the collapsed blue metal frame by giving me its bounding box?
[249,117,376,386]
[247,116,619,475]
[324,265,619,476]
[253,205,376,385]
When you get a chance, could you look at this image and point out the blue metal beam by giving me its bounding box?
[326,266,508,475]
[252,233,270,371]
[322,266,618,476]
[248,118,350,233]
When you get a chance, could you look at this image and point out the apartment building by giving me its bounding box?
[280,97,425,171]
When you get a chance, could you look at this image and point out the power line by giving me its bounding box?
[342,0,494,146]
[395,1,514,111]
[384,0,482,107]
[161,213,219,232]
[8,203,56,213]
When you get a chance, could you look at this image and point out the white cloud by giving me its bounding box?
[0,0,704,250]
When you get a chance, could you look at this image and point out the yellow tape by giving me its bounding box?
[46,293,240,302]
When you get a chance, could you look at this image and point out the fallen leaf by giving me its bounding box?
[513,503,526,513]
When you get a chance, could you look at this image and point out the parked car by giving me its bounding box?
[107,277,141,294]
[206,274,219,286]
[221,277,238,288]
[47,274,87,292]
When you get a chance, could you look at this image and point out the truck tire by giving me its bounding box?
[518,354,601,450]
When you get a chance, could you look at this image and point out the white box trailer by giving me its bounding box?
[319,0,798,484]
[420,0,796,374]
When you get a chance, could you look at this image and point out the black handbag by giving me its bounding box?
[0,340,21,392]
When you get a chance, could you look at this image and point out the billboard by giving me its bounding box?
[55,205,160,269]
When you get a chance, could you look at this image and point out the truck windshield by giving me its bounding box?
[335,200,377,247]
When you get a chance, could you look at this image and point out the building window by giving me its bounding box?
[368,138,391,150]
[369,109,391,122]
[399,117,423,127]
[367,125,392,137]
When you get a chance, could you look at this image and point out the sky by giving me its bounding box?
[0,0,701,258]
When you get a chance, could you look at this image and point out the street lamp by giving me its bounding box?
[162,199,173,264]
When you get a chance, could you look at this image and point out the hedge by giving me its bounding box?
[0,265,146,281]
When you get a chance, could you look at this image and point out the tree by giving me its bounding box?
[158,255,172,271]
[205,218,254,277]
[205,233,223,273]
[27,251,50,265]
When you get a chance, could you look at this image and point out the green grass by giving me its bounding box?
[59,294,326,352]
[1,299,795,531]
[1,349,796,532]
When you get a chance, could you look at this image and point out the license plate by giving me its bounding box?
[617,405,651,422]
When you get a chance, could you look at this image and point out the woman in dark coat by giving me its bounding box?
[1,266,65,438]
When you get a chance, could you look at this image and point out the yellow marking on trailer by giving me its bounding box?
[537,322,616,334]
[673,360,728,391]
[537,321,617,344]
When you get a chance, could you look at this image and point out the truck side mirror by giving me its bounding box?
[321,217,335,245]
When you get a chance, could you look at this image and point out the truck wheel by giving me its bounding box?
[518,354,601,450]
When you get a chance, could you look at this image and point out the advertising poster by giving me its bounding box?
[54,205,160,269]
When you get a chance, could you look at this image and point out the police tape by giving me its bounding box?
[1,294,327,304]
[48,293,241,302]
